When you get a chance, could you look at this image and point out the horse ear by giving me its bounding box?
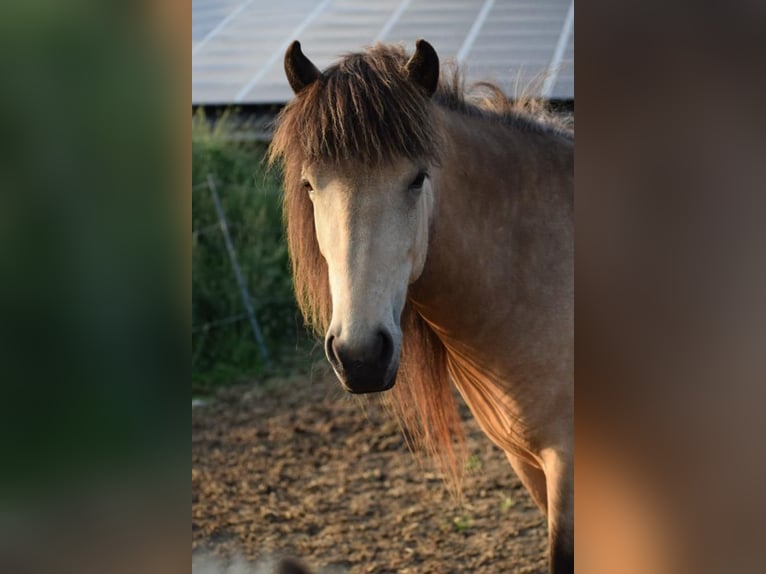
[405,39,439,98]
[284,41,321,94]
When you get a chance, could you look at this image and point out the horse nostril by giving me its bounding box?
[325,334,341,371]
[326,329,394,376]
[378,329,394,366]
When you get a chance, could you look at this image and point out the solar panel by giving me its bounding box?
[192,0,574,105]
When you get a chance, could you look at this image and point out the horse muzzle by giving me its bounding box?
[325,328,399,393]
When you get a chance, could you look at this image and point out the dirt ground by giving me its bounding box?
[192,365,547,573]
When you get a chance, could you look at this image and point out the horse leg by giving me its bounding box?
[504,452,548,513]
[542,448,574,574]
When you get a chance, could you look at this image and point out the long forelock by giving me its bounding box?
[270,44,440,168]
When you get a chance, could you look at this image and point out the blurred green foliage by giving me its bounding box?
[192,111,312,392]
[0,0,188,514]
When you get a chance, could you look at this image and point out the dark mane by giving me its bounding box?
[435,64,574,139]
[270,44,440,168]
[269,43,572,170]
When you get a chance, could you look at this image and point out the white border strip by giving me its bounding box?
[456,0,495,64]
[234,0,334,103]
[374,0,414,43]
[541,0,574,98]
[193,0,257,57]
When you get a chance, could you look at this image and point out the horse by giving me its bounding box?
[268,40,573,574]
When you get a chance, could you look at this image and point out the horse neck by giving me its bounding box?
[409,106,574,368]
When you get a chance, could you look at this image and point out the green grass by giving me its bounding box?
[465,454,482,472]
[192,109,313,392]
[500,495,516,511]
[452,515,473,533]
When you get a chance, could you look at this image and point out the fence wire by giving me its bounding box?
[192,174,277,370]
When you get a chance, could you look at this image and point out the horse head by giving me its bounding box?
[283,40,440,393]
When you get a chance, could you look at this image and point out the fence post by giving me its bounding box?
[207,173,272,370]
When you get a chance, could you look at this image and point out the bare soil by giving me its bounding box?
[192,365,547,573]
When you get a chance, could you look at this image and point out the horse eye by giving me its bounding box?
[409,171,428,190]
[301,179,313,193]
